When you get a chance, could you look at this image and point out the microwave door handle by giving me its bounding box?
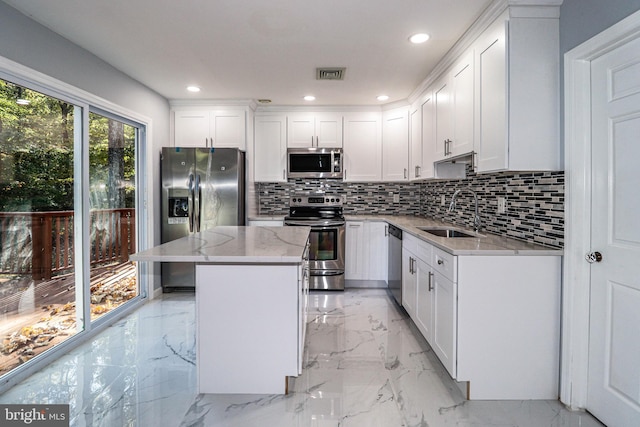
[188,173,195,233]
[194,174,201,232]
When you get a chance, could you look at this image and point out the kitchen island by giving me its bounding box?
[130,226,310,394]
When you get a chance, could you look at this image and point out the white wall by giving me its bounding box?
[0,1,170,291]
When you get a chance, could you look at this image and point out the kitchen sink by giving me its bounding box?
[416,227,477,238]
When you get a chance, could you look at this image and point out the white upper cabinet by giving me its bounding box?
[287,112,342,148]
[409,104,422,180]
[420,93,435,179]
[434,52,475,162]
[173,109,246,150]
[343,112,382,182]
[475,11,559,172]
[254,114,287,182]
[382,107,409,181]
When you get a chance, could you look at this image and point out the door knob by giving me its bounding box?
[585,251,603,263]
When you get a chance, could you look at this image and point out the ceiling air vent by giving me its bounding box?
[316,67,346,80]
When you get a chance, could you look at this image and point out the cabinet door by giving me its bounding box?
[343,112,382,181]
[451,52,474,157]
[415,258,434,341]
[420,94,435,178]
[345,221,366,280]
[434,78,451,161]
[432,271,457,378]
[402,250,417,318]
[476,20,507,172]
[287,113,315,147]
[366,222,388,281]
[211,110,246,150]
[409,106,422,180]
[315,113,343,147]
[174,110,209,147]
[382,108,409,181]
[254,115,287,182]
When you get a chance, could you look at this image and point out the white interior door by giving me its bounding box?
[587,35,640,426]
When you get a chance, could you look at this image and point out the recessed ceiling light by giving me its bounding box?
[377,95,389,101]
[409,33,430,44]
[304,95,316,101]
[186,86,201,93]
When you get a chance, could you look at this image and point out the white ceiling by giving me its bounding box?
[3,0,494,106]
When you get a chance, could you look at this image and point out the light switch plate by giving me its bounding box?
[393,194,400,203]
[441,195,446,206]
[497,197,506,213]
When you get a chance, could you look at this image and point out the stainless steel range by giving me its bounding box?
[284,195,345,290]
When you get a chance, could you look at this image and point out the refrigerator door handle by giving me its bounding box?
[188,173,195,233]
[194,174,201,232]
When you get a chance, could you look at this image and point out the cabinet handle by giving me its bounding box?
[384,225,388,236]
[410,257,416,274]
[404,168,407,179]
[437,259,444,265]
[311,136,314,147]
[428,271,434,291]
[415,165,420,178]
[316,136,319,146]
[283,169,286,180]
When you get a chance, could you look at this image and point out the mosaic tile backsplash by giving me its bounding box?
[257,170,564,248]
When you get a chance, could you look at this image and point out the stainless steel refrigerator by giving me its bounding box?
[161,147,245,291]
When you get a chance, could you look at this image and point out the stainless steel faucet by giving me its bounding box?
[448,188,481,232]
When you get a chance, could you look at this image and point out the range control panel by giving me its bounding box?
[289,195,344,207]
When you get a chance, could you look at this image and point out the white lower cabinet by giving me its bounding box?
[345,220,388,281]
[411,239,457,378]
[345,221,366,280]
[402,232,561,400]
[401,233,418,318]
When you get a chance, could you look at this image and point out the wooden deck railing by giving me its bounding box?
[0,209,135,279]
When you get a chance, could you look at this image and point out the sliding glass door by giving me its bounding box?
[88,112,139,321]
[0,78,143,379]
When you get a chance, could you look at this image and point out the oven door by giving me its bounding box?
[285,219,345,290]
[306,223,345,274]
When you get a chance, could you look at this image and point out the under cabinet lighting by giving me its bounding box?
[377,95,389,101]
[186,86,201,92]
[304,95,316,101]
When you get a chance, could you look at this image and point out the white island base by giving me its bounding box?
[129,226,310,395]
[196,263,307,395]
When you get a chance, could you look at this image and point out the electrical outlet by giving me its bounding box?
[393,194,400,203]
[388,191,394,196]
[441,195,446,206]
[497,197,506,213]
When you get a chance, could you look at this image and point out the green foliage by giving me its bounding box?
[0,80,136,212]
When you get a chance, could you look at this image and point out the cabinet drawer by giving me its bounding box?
[402,232,419,254]
[416,239,432,263]
[432,246,456,282]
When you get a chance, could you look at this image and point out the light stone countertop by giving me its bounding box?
[345,215,563,256]
[130,226,310,263]
[247,215,286,221]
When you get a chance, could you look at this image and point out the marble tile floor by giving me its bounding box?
[0,289,604,427]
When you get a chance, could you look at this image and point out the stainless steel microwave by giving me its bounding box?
[287,147,343,179]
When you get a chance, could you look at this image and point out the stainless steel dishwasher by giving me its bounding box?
[387,224,402,305]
